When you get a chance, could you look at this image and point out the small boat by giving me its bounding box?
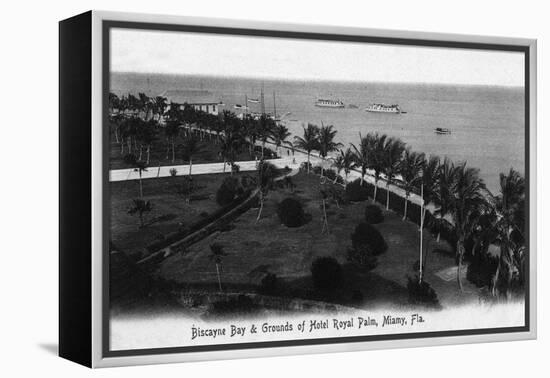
[365,103,401,113]
[234,104,249,110]
[315,98,345,108]
[247,98,260,103]
[434,127,451,134]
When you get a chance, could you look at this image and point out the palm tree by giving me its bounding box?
[351,132,377,186]
[433,157,456,242]
[332,148,354,184]
[418,155,441,226]
[293,123,319,174]
[140,120,158,165]
[256,160,277,221]
[271,124,292,157]
[492,168,525,298]
[138,92,151,119]
[448,162,487,291]
[382,137,406,210]
[124,154,148,199]
[219,131,244,175]
[399,148,425,220]
[164,120,180,163]
[209,243,227,292]
[257,115,276,158]
[153,96,168,121]
[128,198,153,228]
[318,124,343,176]
[370,133,389,202]
[181,135,202,178]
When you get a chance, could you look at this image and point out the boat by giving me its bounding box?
[234,104,249,110]
[247,98,260,103]
[434,127,451,134]
[315,99,345,108]
[365,103,401,113]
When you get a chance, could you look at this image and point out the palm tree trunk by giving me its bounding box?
[403,194,409,220]
[491,262,501,297]
[171,141,175,163]
[385,183,390,210]
[256,193,264,222]
[146,145,151,165]
[215,263,222,292]
[188,157,193,178]
[307,152,311,174]
[456,238,465,292]
[373,180,378,203]
[139,173,143,199]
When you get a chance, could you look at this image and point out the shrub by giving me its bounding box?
[311,256,343,290]
[277,198,306,227]
[323,168,336,180]
[345,179,369,202]
[231,163,240,174]
[365,204,384,224]
[169,168,178,177]
[312,165,323,175]
[347,244,378,270]
[259,273,279,295]
[406,276,440,307]
[351,222,387,255]
[467,252,499,288]
[216,176,243,206]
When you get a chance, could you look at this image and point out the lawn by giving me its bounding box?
[157,172,480,309]
[109,171,254,260]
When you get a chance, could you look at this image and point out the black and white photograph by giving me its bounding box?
[4,0,549,376]
[106,22,530,353]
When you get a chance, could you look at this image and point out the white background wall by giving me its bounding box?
[0,0,546,376]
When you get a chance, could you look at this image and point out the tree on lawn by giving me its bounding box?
[293,123,320,174]
[152,96,168,121]
[433,157,456,243]
[164,120,180,163]
[333,148,354,184]
[124,154,148,199]
[318,124,342,177]
[256,159,277,222]
[271,123,292,157]
[181,134,202,179]
[209,243,227,292]
[128,198,153,228]
[382,137,405,210]
[351,132,377,187]
[448,162,487,292]
[492,168,526,298]
[399,148,425,220]
[257,114,276,158]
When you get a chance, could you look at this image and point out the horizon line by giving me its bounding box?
[110,71,525,89]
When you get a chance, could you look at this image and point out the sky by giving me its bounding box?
[110,28,525,87]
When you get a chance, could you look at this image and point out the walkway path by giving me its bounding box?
[109,124,435,211]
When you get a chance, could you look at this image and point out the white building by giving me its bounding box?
[161,89,221,116]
